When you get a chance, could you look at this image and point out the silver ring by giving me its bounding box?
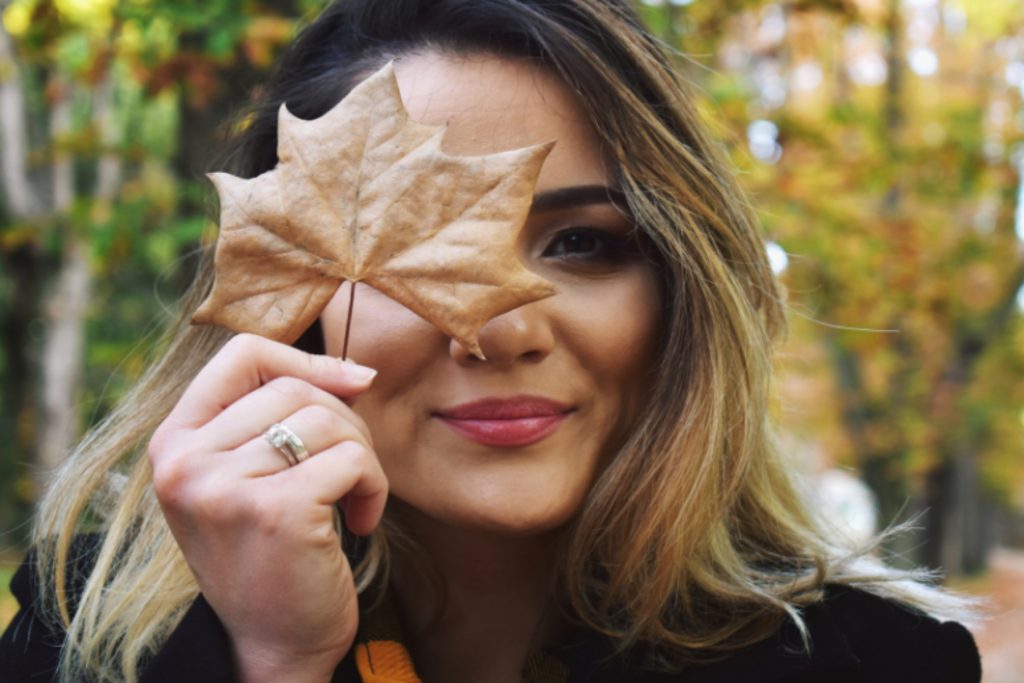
[263,422,310,466]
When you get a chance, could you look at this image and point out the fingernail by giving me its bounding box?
[340,358,378,382]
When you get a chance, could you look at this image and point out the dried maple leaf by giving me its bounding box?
[192,62,557,358]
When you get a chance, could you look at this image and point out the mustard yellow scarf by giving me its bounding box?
[352,593,570,683]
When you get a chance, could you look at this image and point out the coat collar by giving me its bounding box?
[347,585,863,683]
[553,592,862,683]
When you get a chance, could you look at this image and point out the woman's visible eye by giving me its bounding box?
[541,227,630,265]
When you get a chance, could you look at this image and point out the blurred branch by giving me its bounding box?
[94,75,121,199]
[49,78,73,212]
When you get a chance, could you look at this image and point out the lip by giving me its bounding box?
[433,396,575,447]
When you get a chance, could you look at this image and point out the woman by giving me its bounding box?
[2,1,980,682]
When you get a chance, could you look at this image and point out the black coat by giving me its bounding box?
[1,545,981,683]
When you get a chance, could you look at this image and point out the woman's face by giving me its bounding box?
[321,52,660,536]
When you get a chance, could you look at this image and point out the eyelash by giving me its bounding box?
[541,227,628,265]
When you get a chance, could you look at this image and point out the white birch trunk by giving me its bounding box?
[37,81,84,478]
[38,237,92,475]
[37,73,123,479]
[0,14,40,218]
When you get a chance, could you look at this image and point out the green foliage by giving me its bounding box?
[0,0,301,541]
[661,0,1024,544]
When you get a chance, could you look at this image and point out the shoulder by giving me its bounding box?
[802,584,981,683]
[1,535,243,683]
[562,584,981,683]
[0,536,100,681]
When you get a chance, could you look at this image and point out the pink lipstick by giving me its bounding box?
[434,396,574,447]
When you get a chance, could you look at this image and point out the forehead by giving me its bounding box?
[393,52,611,187]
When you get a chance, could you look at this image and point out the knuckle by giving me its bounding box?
[152,457,207,517]
[339,441,372,469]
[147,420,189,465]
[146,428,170,466]
[250,492,287,536]
[345,411,373,444]
[188,481,223,521]
[222,332,264,359]
[297,403,338,429]
[306,521,339,550]
[265,376,312,403]
[149,435,197,501]
[191,477,245,525]
[299,404,366,448]
[328,406,372,447]
[150,455,186,502]
[301,348,322,378]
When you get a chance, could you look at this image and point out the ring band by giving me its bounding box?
[263,422,310,466]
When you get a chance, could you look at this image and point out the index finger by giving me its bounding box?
[166,333,378,431]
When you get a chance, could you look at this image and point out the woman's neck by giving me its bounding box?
[388,506,570,683]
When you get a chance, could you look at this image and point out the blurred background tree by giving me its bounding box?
[0,0,312,543]
[638,0,1024,576]
[1,0,1022,583]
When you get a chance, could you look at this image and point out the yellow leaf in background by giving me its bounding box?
[193,62,556,358]
[948,0,1023,40]
[1,2,30,36]
[55,0,115,32]
[242,17,295,68]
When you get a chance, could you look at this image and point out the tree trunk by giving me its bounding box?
[923,266,1024,573]
[924,443,982,576]
[1,9,48,529]
[36,81,83,485]
[37,237,91,479]
[0,245,44,538]
[0,11,41,217]
[36,72,123,484]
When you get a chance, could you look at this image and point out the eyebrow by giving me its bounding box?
[530,185,628,212]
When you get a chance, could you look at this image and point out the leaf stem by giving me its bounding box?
[342,281,356,360]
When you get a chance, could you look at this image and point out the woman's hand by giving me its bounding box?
[148,333,387,683]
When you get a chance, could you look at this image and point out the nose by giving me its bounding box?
[450,303,554,367]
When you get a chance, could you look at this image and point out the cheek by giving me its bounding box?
[320,285,443,446]
[554,269,661,467]
[321,283,442,368]
[559,271,661,391]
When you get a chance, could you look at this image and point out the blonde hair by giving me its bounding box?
[33,1,970,681]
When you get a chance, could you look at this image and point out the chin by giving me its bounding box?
[465,480,589,532]
[396,491,582,538]
[459,508,575,537]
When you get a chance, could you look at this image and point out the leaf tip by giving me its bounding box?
[277,101,297,121]
[527,139,557,165]
[190,300,214,327]
[206,171,226,187]
[467,343,487,361]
